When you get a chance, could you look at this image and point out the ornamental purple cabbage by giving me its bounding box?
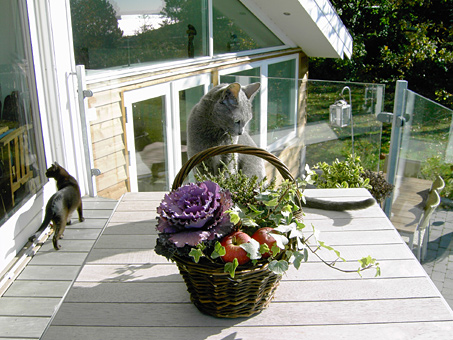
[156,181,234,248]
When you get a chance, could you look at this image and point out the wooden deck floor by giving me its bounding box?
[0,196,117,339]
[389,177,433,234]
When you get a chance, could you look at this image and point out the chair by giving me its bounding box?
[398,175,444,261]
[0,125,33,206]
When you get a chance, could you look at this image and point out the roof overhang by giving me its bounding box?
[243,0,353,59]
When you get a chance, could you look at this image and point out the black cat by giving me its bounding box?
[29,162,84,250]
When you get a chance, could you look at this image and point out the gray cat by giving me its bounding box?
[187,82,265,180]
[187,82,375,211]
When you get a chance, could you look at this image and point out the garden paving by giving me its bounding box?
[422,203,453,308]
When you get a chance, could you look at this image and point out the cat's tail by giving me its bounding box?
[28,213,53,243]
[304,196,376,211]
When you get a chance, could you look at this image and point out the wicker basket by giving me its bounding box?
[170,144,303,318]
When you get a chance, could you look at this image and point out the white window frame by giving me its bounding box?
[218,54,299,152]
[83,0,296,85]
[171,74,211,172]
[123,83,173,192]
[123,74,211,191]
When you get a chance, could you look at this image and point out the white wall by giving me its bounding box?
[0,0,91,273]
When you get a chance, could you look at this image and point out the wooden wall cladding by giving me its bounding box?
[89,91,129,199]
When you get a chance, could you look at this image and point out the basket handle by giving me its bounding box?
[172,144,304,221]
[172,144,296,190]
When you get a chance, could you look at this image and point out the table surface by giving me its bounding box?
[41,188,453,340]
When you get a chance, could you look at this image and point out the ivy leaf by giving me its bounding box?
[268,259,289,275]
[260,243,270,255]
[375,265,381,277]
[224,258,239,278]
[271,244,281,256]
[358,256,380,277]
[292,251,306,270]
[263,198,279,207]
[275,223,296,234]
[269,213,284,226]
[242,217,259,227]
[189,248,204,263]
[270,233,289,249]
[240,239,262,260]
[227,209,241,225]
[211,241,226,259]
[319,241,346,262]
[295,220,306,230]
[289,227,304,240]
[247,204,265,218]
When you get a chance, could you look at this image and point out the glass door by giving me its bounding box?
[124,84,172,192]
[123,74,210,192]
[171,74,210,171]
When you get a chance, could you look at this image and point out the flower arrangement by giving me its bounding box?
[155,168,380,279]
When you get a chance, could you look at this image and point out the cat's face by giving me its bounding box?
[211,83,260,137]
[46,162,62,179]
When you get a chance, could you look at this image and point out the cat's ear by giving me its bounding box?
[242,83,260,100]
[221,83,241,102]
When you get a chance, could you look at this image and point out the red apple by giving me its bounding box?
[220,231,252,265]
[252,227,277,258]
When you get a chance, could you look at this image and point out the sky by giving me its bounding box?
[118,15,166,36]
[109,0,167,36]
[109,0,165,15]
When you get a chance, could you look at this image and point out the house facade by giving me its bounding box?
[0,0,352,273]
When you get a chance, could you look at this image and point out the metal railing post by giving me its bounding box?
[76,65,98,197]
[384,80,408,217]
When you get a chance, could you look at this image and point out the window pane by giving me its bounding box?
[132,97,168,191]
[71,0,209,70]
[0,1,45,224]
[220,70,260,145]
[213,0,283,54]
[267,59,296,145]
[179,85,204,166]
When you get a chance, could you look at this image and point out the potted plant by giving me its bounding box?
[154,145,379,318]
[311,154,393,206]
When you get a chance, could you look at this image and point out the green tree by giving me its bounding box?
[310,0,453,108]
[70,0,123,68]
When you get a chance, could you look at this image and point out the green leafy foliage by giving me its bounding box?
[311,154,372,190]
[310,0,453,109]
[421,156,453,200]
[224,258,239,278]
[165,166,380,278]
[195,165,276,206]
[361,169,394,204]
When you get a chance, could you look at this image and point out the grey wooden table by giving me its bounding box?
[41,189,453,339]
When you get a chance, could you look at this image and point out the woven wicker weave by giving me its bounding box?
[170,144,303,318]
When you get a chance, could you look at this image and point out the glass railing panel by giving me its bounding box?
[304,80,385,172]
[392,90,453,204]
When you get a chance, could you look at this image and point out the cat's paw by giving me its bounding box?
[52,238,61,250]
[79,217,85,222]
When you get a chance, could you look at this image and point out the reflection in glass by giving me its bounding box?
[268,59,296,145]
[0,1,44,225]
[398,91,453,178]
[71,0,209,70]
[213,0,283,54]
[220,71,260,145]
[305,80,384,171]
[132,97,168,191]
[179,85,204,166]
